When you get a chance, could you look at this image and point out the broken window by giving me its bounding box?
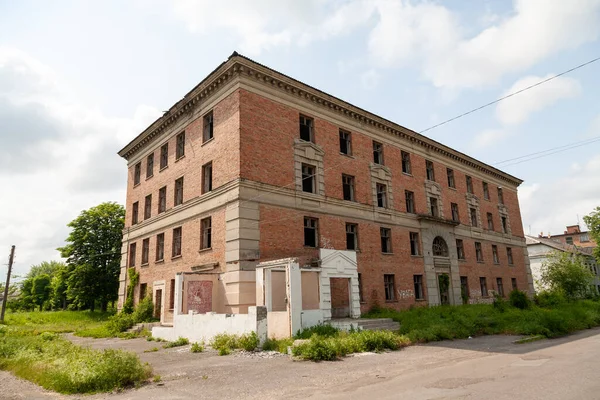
[470,207,478,227]
[158,186,167,213]
[507,247,514,265]
[447,168,455,188]
[456,239,465,260]
[487,213,494,230]
[342,174,355,201]
[169,279,176,309]
[483,181,489,200]
[346,223,358,250]
[299,115,314,142]
[304,217,318,247]
[466,175,473,194]
[339,129,351,155]
[492,245,499,264]
[160,143,168,169]
[380,227,392,253]
[134,162,141,186]
[414,275,424,300]
[401,151,411,174]
[302,164,316,193]
[174,177,184,206]
[432,236,449,257]
[497,187,504,204]
[410,232,420,256]
[426,160,435,181]
[144,194,152,220]
[172,227,182,258]
[480,277,488,297]
[202,162,213,194]
[203,111,214,142]
[460,276,469,304]
[373,141,384,165]
[129,242,137,267]
[384,274,395,301]
[176,132,185,159]
[501,216,508,233]
[405,190,415,213]
[132,202,139,225]
[201,217,212,250]
[430,197,439,217]
[511,278,518,291]
[496,277,504,297]
[146,153,154,179]
[475,242,483,262]
[451,203,460,222]
[156,233,165,261]
[376,183,388,208]
[142,238,149,265]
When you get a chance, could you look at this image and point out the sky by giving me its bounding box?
[1,0,600,277]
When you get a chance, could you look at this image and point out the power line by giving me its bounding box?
[497,137,600,168]
[418,56,600,134]
[494,136,600,166]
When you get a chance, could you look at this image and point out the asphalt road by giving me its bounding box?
[3,328,600,399]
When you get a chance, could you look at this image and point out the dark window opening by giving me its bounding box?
[203,111,214,142]
[358,273,364,303]
[405,190,415,213]
[384,274,395,301]
[174,177,184,206]
[451,203,460,222]
[475,242,483,262]
[498,187,504,204]
[414,275,424,300]
[346,223,358,250]
[456,239,465,260]
[302,164,316,193]
[156,233,165,261]
[376,183,388,208]
[432,236,449,257]
[142,238,149,264]
[480,277,488,297]
[496,278,504,297]
[447,168,455,188]
[169,279,176,309]
[492,245,499,264]
[501,216,508,233]
[172,227,182,258]
[304,217,318,247]
[426,160,435,181]
[339,129,351,155]
[430,197,439,217]
[487,213,494,230]
[158,186,167,213]
[470,208,478,227]
[201,217,212,249]
[401,151,411,174]
[507,247,514,265]
[373,141,384,165]
[144,194,152,220]
[146,154,154,178]
[132,202,139,225]
[299,115,314,142]
[134,163,141,186]
[483,182,489,200]
[410,232,420,256]
[511,278,518,291]
[160,143,168,169]
[129,243,136,267]
[460,276,469,304]
[202,162,213,194]
[176,132,185,159]
[466,175,473,194]
[380,227,392,253]
[342,174,355,201]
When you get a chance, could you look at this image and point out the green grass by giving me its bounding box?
[190,342,204,353]
[163,337,190,348]
[262,337,294,353]
[210,332,259,354]
[0,311,152,394]
[363,299,600,342]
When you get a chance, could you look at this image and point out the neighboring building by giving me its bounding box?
[526,235,600,293]
[117,52,534,325]
[541,224,597,249]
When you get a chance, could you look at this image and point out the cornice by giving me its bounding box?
[119,52,523,187]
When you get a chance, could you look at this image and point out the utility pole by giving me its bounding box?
[0,245,15,323]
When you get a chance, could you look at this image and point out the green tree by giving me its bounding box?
[26,261,62,279]
[540,251,594,299]
[58,202,125,312]
[50,263,71,310]
[31,274,52,311]
[583,207,600,262]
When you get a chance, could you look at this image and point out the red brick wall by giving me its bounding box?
[125,90,240,228]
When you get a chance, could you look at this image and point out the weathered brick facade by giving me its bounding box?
[117,53,534,321]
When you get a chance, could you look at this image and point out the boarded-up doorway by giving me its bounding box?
[188,281,213,314]
[330,277,350,318]
[154,289,162,319]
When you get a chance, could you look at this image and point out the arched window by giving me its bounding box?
[432,236,449,257]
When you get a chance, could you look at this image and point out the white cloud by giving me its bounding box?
[0,47,161,276]
[519,155,600,236]
[360,69,380,90]
[367,0,600,88]
[472,129,511,149]
[496,75,581,125]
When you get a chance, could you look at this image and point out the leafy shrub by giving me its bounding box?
[535,290,567,308]
[105,313,135,335]
[144,347,159,353]
[39,331,58,341]
[262,337,293,353]
[190,342,204,353]
[163,337,189,348]
[133,295,154,323]
[218,347,230,356]
[294,324,339,339]
[509,290,531,309]
[122,269,139,315]
[493,295,509,312]
[292,335,338,361]
[238,332,259,351]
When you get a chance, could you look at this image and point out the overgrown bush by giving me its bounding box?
[509,290,531,309]
[493,295,509,312]
[122,269,139,315]
[105,313,135,335]
[295,324,339,339]
[262,337,294,353]
[535,290,567,308]
[190,342,204,353]
[163,337,189,348]
[133,295,154,323]
[238,332,259,351]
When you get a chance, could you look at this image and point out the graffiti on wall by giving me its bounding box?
[187,281,213,314]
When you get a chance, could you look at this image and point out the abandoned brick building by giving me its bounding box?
[117,52,534,325]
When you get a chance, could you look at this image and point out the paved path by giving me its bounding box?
[3,328,600,399]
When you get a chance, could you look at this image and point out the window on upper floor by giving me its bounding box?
[142,238,150,265]
[146,153,154,179]
[373,141,384,165]
[302,164,316,193]
[172,227,182,258]
[487,213,494,230]
[426,160,435,181]
[451,203,460,222]
[384,274,395,301]
[447,168,455,188]
[456,239,465,260]
[339,129,351,155]
[566,236,574,245]
[401,151,411,174]
[475,242,483,262]
[202,162,213,194]
[483,181,489,200]
[158,186,166,213]
[174,177,184,206]
[432,236,449,257]
[346,223,358,250]
[430,197,439,217]
[129,243,136,267]
[580,233,590,242]
[466,175,473,194]
[498,187,504,204]
[132,202,139,225]
[203,111,214,142]
[376,183,388,208]
[299,115,314,143]
[410,232,420,256]
[304,217,318,247]
[342,174,355,201]
[507,247,514,265]
[492,245,499,264]
[405,190,415,214]
[380,227,392,253]
[501,216,508,234]
[134,163,141,186]
[176,132,185,159]
[144,194,152,220]
[160,143,168,169]
[156,233,164,261]
[470,208,478,227]
[201,217,212,250]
